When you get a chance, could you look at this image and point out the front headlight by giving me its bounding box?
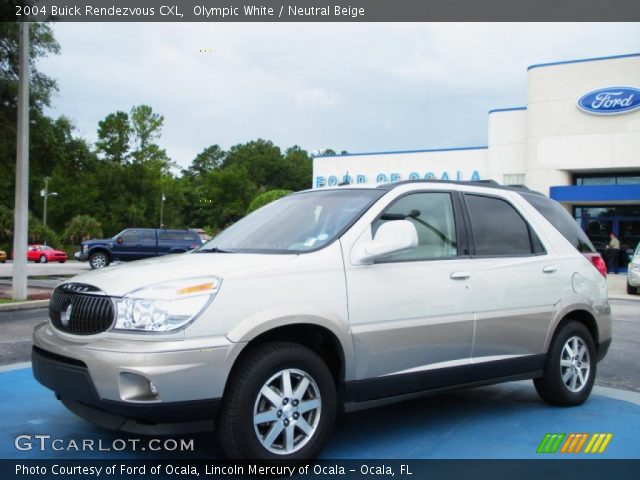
[630,262,640,272]
[114,276,221,332]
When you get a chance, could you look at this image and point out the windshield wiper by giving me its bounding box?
[196,247,233,253]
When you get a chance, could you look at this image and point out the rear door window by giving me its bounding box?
[464,194,539,256]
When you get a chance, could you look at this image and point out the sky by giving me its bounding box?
[40,22,640,169]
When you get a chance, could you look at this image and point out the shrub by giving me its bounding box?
[63,215,103,244]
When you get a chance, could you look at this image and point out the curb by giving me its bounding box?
[0,299,49,312]
[608,294,640,302]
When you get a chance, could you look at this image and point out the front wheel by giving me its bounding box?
[217,342,336,460]
[89,252,109,269]
[39,255,48,264]
[627,281,639,295]
[534,321,596,406]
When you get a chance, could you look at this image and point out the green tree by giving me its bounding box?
[223,139,285,190]
[0,21,60,208]
[282,145,312,190]
[96,111,131,163]
[130,104,164,154]
[185,145,225,177]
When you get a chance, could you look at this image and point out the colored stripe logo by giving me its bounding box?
[537,433,612,454]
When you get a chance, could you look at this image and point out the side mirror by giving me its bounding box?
[116,236,123,244]
[352,220,418,264]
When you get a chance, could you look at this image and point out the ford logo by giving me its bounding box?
[578,86,640,115]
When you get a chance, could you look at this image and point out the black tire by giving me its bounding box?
[627,281,639,295]
[217,341,336,460]
[0,260,5,263]
[39,255,48,264]
[89,252,109,269]
[59,260,66,264]
[534,321,596,406]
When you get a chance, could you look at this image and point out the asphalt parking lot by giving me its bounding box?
[0,300,638,459]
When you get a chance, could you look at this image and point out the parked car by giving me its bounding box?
[0,249,6,263]
[24,245,68,263]
[627,243,640,294]
[76,228,203,269]
[33,181,611,460]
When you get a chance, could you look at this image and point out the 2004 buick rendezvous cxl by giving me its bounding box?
[32,180,611,459]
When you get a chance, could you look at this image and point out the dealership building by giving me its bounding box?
[313,52,640,254]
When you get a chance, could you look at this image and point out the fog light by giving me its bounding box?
[119,372,160,401]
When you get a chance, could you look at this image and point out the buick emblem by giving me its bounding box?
[62,304,73,326]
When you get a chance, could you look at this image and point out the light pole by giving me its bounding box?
[12,22,30,301]
[160,192,166,228]
[41,177,58,245]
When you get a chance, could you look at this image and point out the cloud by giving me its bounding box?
[294,87,339,110]
[39,23,640,168]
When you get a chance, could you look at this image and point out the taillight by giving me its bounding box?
[584,253,607,278]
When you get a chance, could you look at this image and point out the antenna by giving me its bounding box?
[338,171,351,186]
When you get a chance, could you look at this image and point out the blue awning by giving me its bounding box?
[549,184,640,202]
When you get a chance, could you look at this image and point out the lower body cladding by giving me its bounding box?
[31,322,244,435]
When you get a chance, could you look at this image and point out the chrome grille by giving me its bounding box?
[49,284,114,335]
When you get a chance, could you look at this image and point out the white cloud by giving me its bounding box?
[40,22,640,167]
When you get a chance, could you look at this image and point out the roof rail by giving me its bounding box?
[376,179,541,195]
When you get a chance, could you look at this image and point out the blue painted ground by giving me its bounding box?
[2,367,639,459]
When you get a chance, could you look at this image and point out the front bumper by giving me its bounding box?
[75,251,88,261]
[32,322,245,434]
[628,268,640,287]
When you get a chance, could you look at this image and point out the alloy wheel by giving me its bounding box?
[252,368,322,455]
[560,335,591,393]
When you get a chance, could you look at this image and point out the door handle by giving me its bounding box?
[450,271,471,280]
[543,265,558,273]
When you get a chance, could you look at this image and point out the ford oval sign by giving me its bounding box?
[578,86,640,115]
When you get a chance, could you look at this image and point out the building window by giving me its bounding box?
[573,172,640,186]
[503,173,525,186]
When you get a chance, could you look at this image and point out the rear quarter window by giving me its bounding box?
[520,192,595,253]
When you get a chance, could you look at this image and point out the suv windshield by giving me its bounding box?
[198,189,383,254]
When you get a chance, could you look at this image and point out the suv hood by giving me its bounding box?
[82,238,113,246]
[63,252,297,297]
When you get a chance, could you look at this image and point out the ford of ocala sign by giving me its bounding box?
[578,86,640,115]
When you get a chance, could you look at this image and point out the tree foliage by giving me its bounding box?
[63,215,103,244]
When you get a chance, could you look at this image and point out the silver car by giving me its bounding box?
[32,180,612,460]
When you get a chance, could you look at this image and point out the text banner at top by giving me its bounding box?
[8,0,640,22]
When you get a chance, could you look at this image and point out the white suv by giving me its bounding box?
[33,181,611,459]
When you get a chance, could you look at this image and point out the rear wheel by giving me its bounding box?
[217,342,336,460]
[39,255,48,264]
[627,281,638,295]
[89,252,109,269]
[534,321,596,406]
